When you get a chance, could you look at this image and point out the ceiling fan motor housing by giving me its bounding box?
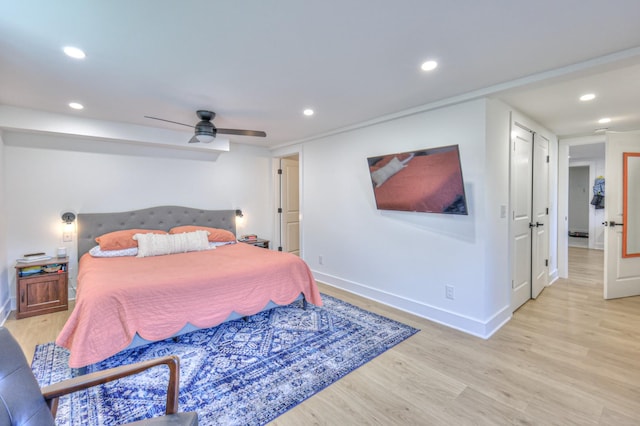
[195,119,216,139]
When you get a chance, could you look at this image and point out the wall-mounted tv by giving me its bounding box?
[367,144,468,215]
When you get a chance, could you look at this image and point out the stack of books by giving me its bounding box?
[16,252,52,264]
[19,265,44,277]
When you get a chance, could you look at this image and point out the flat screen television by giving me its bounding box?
[367,144,468,215]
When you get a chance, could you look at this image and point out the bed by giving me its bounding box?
[56,206,322,368]
[370,148,467,214]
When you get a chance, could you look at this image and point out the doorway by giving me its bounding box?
[557,140,605,279]
[568,165,590,248]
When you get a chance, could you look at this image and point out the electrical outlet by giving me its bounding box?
[318,255,324,265]
[62,232,72,242]
[445,285,454,300]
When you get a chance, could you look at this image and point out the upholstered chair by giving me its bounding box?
[0,327,198,425]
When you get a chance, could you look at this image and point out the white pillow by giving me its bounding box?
[371,156,404,187]
[209,241,235,248]
[134,230,210,258]
[89,245,138,257]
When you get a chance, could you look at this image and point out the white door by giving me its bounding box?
[604,131,640,299]
[531,133,549,299]
[511,123,533,311]
[280,157,300,255]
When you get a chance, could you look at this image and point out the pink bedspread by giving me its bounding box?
[56,243,322,368]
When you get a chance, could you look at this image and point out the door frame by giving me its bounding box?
[557,135,605,278]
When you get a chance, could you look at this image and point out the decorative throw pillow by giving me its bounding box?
[169,225,236,242]
[89,245,138,257]
[96,229,167,250]
[371,156,404,187]
[134,230,210,258]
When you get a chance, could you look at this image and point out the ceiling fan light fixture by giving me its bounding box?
[195,133,215,143]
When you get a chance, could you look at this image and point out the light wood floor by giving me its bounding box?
[4,247,640,425]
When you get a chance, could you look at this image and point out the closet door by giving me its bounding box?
[531,133,549,299]
[511,123,534,311]
[511,122,549,311]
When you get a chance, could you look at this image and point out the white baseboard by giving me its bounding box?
[312,270,511,339]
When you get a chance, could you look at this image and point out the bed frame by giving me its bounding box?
[74,205,303,360]
[78,205,236,257]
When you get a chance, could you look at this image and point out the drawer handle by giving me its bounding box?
[21,290,24,304]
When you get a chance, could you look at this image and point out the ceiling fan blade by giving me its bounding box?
[217,128,267,137]
[188,135,200,143]
[144,116,194,128]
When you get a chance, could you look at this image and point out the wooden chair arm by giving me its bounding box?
[41,355,180,418]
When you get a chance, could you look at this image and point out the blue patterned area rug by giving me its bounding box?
[32,294,418,425]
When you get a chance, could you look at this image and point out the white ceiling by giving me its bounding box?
[2,1,640,148]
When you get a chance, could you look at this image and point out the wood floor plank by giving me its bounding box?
[3,247,640,425]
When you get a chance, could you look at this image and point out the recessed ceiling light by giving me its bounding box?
[598,117,611,124]
[303,109,314,116]
[420,60,438,71]
[63,46,86,59]
[579,93,596,101]
[69,102,84,110]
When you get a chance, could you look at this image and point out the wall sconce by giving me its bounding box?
[235,209,244,225]
[61,212,76,224]
[61,212,76,242]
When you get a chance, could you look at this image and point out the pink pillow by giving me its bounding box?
[169,225,236,242]
[95,229,167,250]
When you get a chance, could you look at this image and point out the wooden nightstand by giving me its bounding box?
[15,258,69,319]
[239,238,270,249]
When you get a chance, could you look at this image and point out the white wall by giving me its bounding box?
[298,99,512,337]
[3,131,273,308]
[483,99,512,328]
[0,131,9,322]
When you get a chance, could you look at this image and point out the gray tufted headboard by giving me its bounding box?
[77,206,236,257]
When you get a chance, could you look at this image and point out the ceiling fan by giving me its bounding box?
[144,110,266,143]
